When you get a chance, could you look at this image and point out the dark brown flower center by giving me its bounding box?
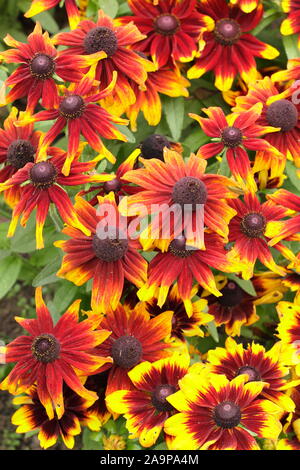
[83,26,118,56]
[140,134,171,160]
[266,99,298,132]
[103,178,122,193]
[172,176,207,210]
[213,401,241,429]
[221,126,243,147]
[169,236,193,258]
[214,19,241,45]
[59,95,85,119]
[154,14,180,35]
[92,231,128,262]
[31,333,60,363]
[236,365,261,382]
[30,53,55,79]
[7,139,35,169]
[240,212,266,238]
[151,384,176,412]
[111,335,142,369]
[218,281,244,307]
[30,161,57,187]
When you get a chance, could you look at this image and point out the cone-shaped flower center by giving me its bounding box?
[240,212,266,238]
[172,176,207,210]
[213,401,241,429]
[214,19,241,45]
[236,365,261,382]
[31,333,60,363]
[111,335,143,369]
[140,134,171,160]
[30,161,57,187]
[151,384,176,412]
[7,139,35,169]
[154,14,179,35]
[30,53,55,79]
[169,236,193,258]
[266,99,298,132]
[92,231,129,262]
[218,281,244,307]
[221,126,243,147]
[59,95,85,119]
[103,178,122,193]
[83,26,118,56]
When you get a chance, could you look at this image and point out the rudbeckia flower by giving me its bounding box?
[137,231,237,316]
[164,372,282,450]
[206,337,297,412]
[55,193,148,314]
[126,67,190,131]
[54,10,155,113]
[0,287,112,420]
[230,0,260,13]
[277,296,300,375]
[136,284,213,341]
[106,354,190,448]
[190,103,281,192]
[119,149,237,251]
[233,77,300,168]
[280,0,300,49]
[227,192,290,279]
[188,0,279,91]
[11,384,102,449]
[0,146,112,249]
[19,68,128,175]
[83,371,111,428]
[0,22,92,114]
[88,304,173,395]
[25,0,80,30]
[277,438,300,450]
[282,383,300,442]
[137,134,183,162]
[116,0,214,69]
[266,189,300,246]
[0,107,41,207]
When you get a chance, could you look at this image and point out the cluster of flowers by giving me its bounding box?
[0,0,300,451]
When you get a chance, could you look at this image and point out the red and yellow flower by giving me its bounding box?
[277,438,300,450]
[0,22,91,114]
[106,354,190,447]
[0,287,111,420]
[117,0,214,69]
[188,0,279,91]
[54,9,155,114]
[88,304,173,396]
[206,337,296,412]
[0,107,41,207]
[266,189,300,247]
[164,372,282,450]
[119,149,237,251]
[277,296,300,375]
[230,0,260,13]
[19,68,128,175]
[233,77,300,169]
[227,192,290,279]
[25,0,80,30]
[55,193,148,314]
[280,0,300,49]
[11,384,101,449]
[0,146,112,249]
[190,103,281,192]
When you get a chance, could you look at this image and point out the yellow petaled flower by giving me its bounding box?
[103,435,126,451]
[277,296,300,375]
[164,371,283,450]
[106,354,190,448]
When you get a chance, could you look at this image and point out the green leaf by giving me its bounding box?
[206,321,219,343]
[251,9,281,36]
[227,274,257,296]
[31,11,59,33]
[11,218,38,253]
[114,124,136,143]
[0,255,22,299]
[97,0,119,17]
[283,34,299,60]
[32,256,62,287]
[286,160,300,193]
[218,150,230,176]
[164,96,185,142]
[53,281,78,314]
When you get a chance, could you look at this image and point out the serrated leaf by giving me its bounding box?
[227,274,257,296]
[0,255,22,299]
[164,96,185,141]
